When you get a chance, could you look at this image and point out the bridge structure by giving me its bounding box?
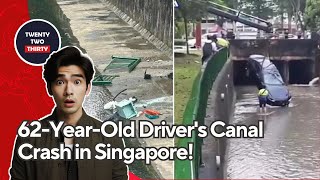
[231,39,318,85]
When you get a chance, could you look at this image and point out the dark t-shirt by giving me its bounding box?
[202,42,213,63]
[10,109,128,180]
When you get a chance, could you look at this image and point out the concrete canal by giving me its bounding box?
[225,85,320,178]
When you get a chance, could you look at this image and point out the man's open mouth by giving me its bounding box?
[64,99,75,107]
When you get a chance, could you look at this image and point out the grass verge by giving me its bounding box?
[174,53,201,125]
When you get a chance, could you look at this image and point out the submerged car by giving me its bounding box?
[247,55,291,106]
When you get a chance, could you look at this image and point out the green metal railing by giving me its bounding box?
[92,75,120,86]
[104,56,141,72]
[175,48,229,179]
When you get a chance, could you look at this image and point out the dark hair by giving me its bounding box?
[43,46,94,92]
[210,35,218,41]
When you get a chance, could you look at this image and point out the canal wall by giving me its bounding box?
[28,0,83,50]
[103,0,173,57]
[175,48,232,179]
[199,58,235,179]
[211,59,235,160]
[316,49,320,83]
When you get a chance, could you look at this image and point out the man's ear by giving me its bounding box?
[86,84,91,95]
[47,84,53,95]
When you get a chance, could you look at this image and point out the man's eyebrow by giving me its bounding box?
[57,74,85,78]
[71,74,85,78]
[57,74,65,78]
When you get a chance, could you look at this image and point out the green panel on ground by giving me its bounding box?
[92,75,119,86]
[104,56,141,72]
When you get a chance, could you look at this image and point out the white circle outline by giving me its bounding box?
[14,19,62,66]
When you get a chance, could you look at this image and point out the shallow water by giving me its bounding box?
[225,86,320,178]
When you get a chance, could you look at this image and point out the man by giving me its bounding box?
[226,31,235,40]
[201,35,218,64]
[211,35,229,48]
[284,30,289,39]
[258,87,269,113]
[297,32,303,39]
[10,46,128,180]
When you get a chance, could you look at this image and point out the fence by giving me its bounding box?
[106,0,173,48]
[175,48,229,179]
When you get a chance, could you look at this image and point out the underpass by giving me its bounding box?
[232,39,317,84]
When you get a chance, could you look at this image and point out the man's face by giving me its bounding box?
[51,65,91,116]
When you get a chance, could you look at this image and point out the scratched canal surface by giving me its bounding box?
[224,85,320,178]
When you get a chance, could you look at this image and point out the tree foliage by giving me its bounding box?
[269,0,307,33]
[175,0,207,22]
[222,0,238,8]
[175,0,205,53]
[238,0,275,19]
[175,0,217,54]
[304,0,320,31]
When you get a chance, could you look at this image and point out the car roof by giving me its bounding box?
[249,54,265,59]
[249,55,272,68]
[249,54,284,78]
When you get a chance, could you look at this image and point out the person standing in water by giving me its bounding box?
[258,87,269,113]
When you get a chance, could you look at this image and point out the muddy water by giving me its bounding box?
[225,86,320,178]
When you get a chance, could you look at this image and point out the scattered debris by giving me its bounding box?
[167,72,173,79]
[143,109,161,115]
[134,96,172,108]
[144,69,152,79]
[145,114,159,119]
[138,109,161,119]
[92,75,119,86]
[116,99,138,119]
[136,111,144,117]
[195,60,200,64]
[103,89,138,119]
[104,56,141,72]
